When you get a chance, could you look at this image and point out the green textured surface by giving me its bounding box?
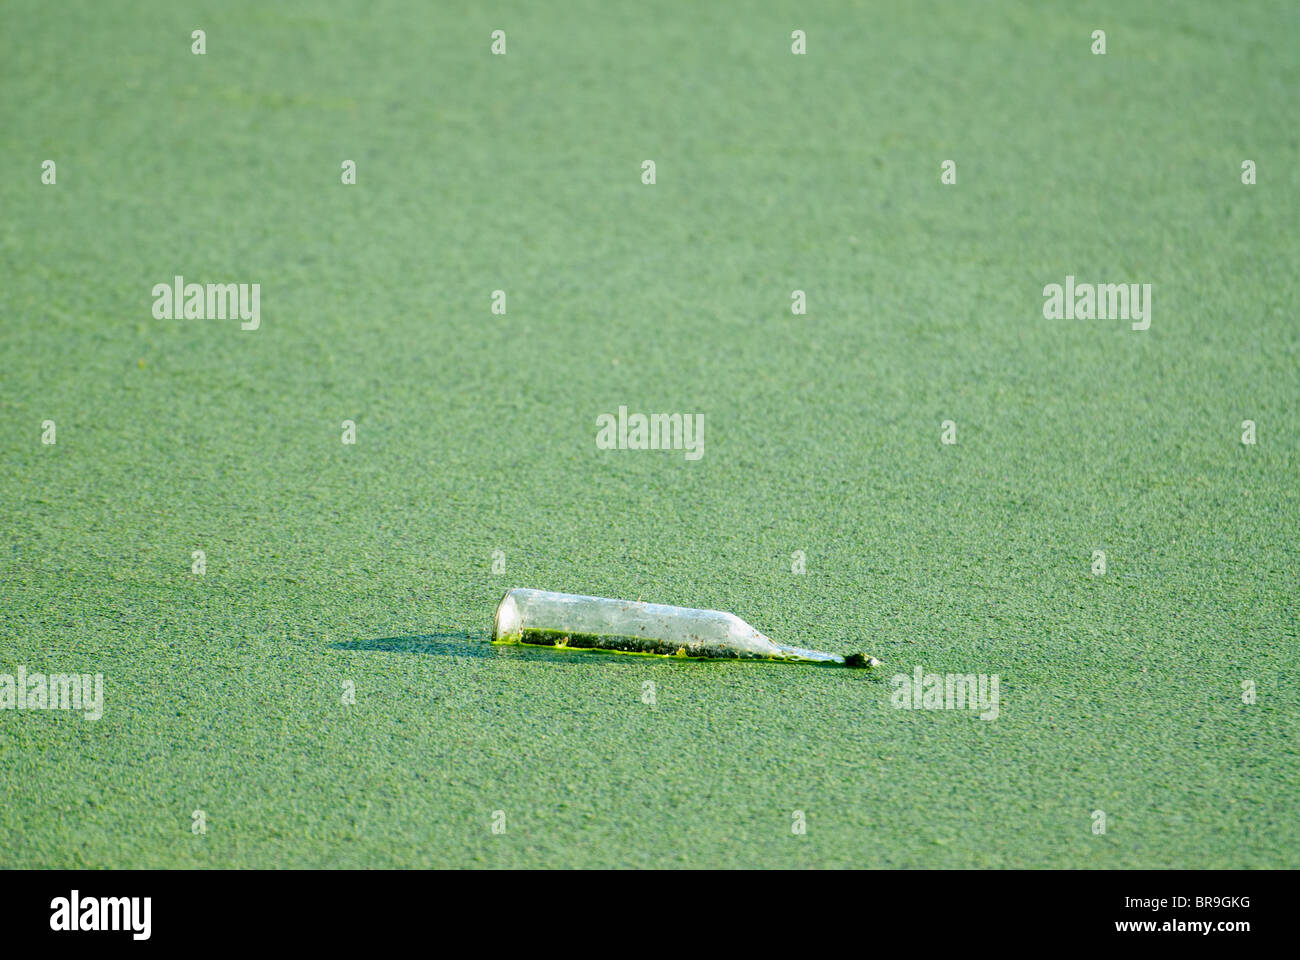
[1,0,1297,868]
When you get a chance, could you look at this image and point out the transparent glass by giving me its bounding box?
[493,588,859,665]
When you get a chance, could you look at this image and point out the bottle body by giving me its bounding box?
[492,588,841,664]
